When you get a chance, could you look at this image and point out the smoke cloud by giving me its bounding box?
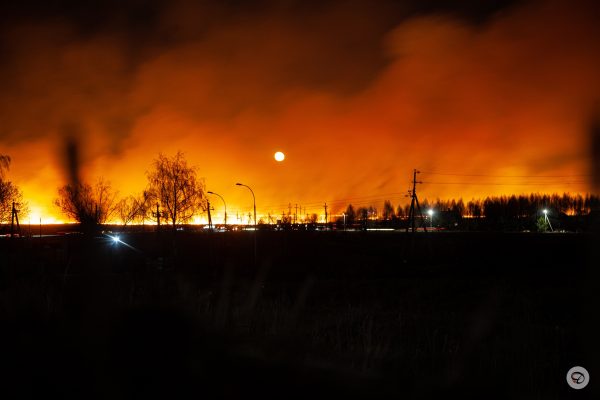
[0,0,598,221]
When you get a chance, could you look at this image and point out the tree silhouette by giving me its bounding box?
[536,216,550,232]
[356,207,368,229]
[382,200,396,221]
[55,178,117,229]
[116,193,150,226]
[0,155,27,224]
[0,181,26,224]
[345,204,356,226]
[146,151,205,230]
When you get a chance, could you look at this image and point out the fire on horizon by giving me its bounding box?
[0,0,599,223]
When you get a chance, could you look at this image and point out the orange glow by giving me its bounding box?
[0,0,598,223]
[27,206,64,225]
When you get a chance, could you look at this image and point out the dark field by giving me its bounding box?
[0,230,597,399]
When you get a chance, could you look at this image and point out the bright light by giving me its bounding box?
[27,205,65,224]
[274,151,285,162]
[428,209,434,216]
[543,209,548,215]
[112,235,121,244]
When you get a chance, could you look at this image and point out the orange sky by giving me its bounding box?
[0,0,599,223]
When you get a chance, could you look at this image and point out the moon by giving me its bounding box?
[274,151,285,162]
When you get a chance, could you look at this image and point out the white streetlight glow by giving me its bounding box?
[541,209,553,232]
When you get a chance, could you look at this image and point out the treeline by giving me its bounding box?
[0,151,205,232]
[53,151,205,232]
[336,193,600,232]
[1,150,599,232]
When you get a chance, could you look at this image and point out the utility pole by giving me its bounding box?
[324,203,328,228]
[206,198,213,230]
[406,169,427,233]
[153,203,161,232]
[207,191,227,226]
[10,201,21,237]
[294,204,298,224]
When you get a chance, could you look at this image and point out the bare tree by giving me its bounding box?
[55,178,117,228]
[134,190,152,224]
[117,196,138,226]
[0,181,26,224]
[146,151,205,230]
[116,191,152,226]
[0,155,28,224]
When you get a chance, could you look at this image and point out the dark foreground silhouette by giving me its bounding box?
[0,231,597,399]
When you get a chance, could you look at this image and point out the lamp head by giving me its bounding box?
[236,183,242,186]
[428,209,434,216]
[543,209,548,215]
[207,191,214,194]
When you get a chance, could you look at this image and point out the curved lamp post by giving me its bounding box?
[207,191,227,226]
[236,183,256,228]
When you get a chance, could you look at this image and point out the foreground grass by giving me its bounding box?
[0,231,595,398]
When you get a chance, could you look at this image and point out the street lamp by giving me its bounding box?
[207,191,227,226]
[236,183,256,228]
[427,209,434,229]
[542,209,553,232]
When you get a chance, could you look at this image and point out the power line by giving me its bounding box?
[421,171,591,178]
[259,192,407,209]
[422,181,587,186]
[231,172,589,217]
